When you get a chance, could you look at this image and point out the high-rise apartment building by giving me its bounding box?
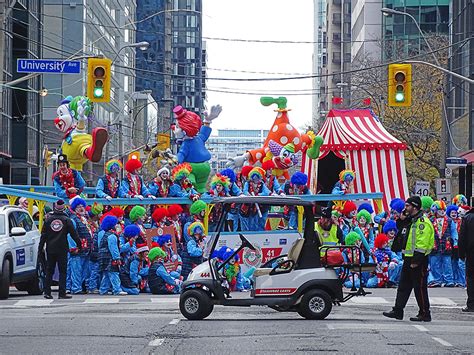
[351,0,382,63]
[0,1,42,184]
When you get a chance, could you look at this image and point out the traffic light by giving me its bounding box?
[87,58,112,103]
[388,64,412,107]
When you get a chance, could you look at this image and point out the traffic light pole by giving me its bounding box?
[403,60,474,85]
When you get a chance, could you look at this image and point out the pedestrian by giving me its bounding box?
[38,200,81,299]
[459,205,474,312]
[383,196,435,322]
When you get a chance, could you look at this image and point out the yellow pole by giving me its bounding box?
[204,204,213,235]
[36,200,46,231]
[28,188,34,216]
[297,206,304,233]
[374,198,383,213]
[6,195,17,205]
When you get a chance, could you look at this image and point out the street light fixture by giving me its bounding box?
[112,41,150,63]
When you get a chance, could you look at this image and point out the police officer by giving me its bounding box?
[38,200,81,299]
[383,196,435,322]
[459,205,474,312]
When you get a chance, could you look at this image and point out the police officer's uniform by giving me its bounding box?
[383,196,435,322]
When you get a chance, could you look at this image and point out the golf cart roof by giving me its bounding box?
[213,196,313,207]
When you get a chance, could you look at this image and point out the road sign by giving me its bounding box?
[435,178,451,195]
[436,193,451,203]
[445,167,452,178]
[414,181,430,197]
[446,157,467,168]
[17,59,81,74]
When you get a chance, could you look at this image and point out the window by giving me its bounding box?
[14,211,33,232]
[0,215,5,235]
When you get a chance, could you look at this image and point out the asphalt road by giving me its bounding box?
[0,287,472,354]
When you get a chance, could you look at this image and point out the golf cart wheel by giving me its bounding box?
[180,289,214,320]
[299,289,332,320]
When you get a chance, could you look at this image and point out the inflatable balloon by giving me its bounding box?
[228,97,323,180]
[54,95,108,171]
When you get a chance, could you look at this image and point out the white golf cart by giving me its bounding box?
[179,196,374,320]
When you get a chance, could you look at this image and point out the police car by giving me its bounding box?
[0,205,44,299]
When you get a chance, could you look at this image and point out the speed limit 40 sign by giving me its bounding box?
[414,181,430,196]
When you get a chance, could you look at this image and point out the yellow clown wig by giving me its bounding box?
[339,169,355,182]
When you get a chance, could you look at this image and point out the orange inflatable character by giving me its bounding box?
[228,97,323,180]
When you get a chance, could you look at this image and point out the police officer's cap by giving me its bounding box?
[406,196,422,209]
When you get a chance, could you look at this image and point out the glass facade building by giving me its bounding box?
[382,0,450,59]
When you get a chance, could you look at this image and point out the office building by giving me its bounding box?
[0,1,42,184]
[312,0,326,128]
[351,0,382,63]
[42,0,137,183]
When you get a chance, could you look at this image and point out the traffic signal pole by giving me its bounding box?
[403,60,474,85]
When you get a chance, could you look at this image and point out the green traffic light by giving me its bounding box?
[395,92,405,102]
[94,87,104,98]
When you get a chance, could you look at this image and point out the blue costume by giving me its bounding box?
[53,169,85,199]
[88,228,101,293]
[220,168,243,232]
[149,261,181,294]
[241,180,270,231]
[98,216,122,295]
[283,172,311,229]
[181,234,204,280]
[119,254,140,295]
[119,175,151,198]
[96,175,120,199]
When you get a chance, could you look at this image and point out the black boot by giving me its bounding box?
[44,294,53,300]
[461,306,474,313]
[383,308,403,320]
[58,294,72,299]
[410,312,431,322]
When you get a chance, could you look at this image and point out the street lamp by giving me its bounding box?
[112,41,149,63]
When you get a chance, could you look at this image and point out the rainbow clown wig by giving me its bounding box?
[452,194,468,206]
[339,169,355,183]
[211,173,231,190]
[171,163,192,182]
[105,159,122,174]
[430,200,447,214]
[188,221,205,236]
[249,167,265,181]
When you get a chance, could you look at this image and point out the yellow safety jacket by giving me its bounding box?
[403,214,435,257]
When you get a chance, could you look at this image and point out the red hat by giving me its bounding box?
[173,105,202,137]
[342,201,357,217]
[261,160,275,171]
[136,242,149,254]
[125,158,142,173]
[110,207,125,218]
[241,165,253,178]
[152,207,168,223]
[374,233,390,249]
[167,204,183,217]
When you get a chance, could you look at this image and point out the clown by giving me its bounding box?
[205,174,231,232]
[342,232,365,289]
[151,207,169,228]
[428,200,456,287]
[181,221,206,280]
[88,202,104,294]
[54,95,108,171]
[148,166,172,198]
[109,207,126,236]
[332,169,356,195]
[262,160,284,194]
[241,167,271,231]
[173,104,222,193]
[366,234,400,288]
[354,209,375,250]
[166,204,184,251]
[340,200,358,237]
[283,172,311,229]
[184,200,207,243]
[119,243,150,294]
[96,159,122,200]
[447,204,466,287]
[128,206,147,244]
[222,249,242,291]
[382,220,403,285]
[421,196,435,217]
[53,154,86,199]
[169,163,199,199]
[374,198,405,227]
[119,158,154,199]
[452,194,468,207]
[228,97,323,180]
[155,234,182,279]
[148,247,182,294]
[119,223,141,260]
[220,168,243,196]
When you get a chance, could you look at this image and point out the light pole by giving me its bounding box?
[381,7,450,175]
[112,41,149,63]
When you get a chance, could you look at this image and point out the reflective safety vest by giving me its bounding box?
[315,223,339,246]
[402,214,435,257]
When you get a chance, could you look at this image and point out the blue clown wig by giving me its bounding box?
[382,220,398,234]
[211,246,230,260]
[157,234,172,246]
[357,202,374,214]
[220,168,237,184]
[70,197,86,211]
[223,249,239,262]
[446,204,458,218]
[101,215,118,231]
[123,224,141,238]
[389,198,405,214]
[291,172,308,186]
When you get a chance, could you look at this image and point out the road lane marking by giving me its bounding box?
[432,337,452,347]
[148,338,164,346]
[169,318,180,325]
[14,300,53,306]
[413,325,429,332]
[84,298,119,304]
[348,297,389,304]
[429,297,456,305]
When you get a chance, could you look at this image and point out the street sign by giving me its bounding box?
[414,181,430,196]
[435,178,451,195]
[17,59,81,74]
[445,167,452,178]
[436,193,451,203]
[446,157,468,168]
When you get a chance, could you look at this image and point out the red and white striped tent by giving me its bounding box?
[302,109,409,212]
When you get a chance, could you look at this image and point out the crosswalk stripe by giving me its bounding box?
[347,297,389,304]
[14,300,53,307]
[148,338,164,347]
[432,337,452,347]
[83,298,119,304]
[429,297,456,305]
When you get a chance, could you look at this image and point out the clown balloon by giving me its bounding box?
[228,97,323,180]
[54,95,108,171]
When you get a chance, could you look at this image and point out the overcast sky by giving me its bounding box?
[202,0,314,132]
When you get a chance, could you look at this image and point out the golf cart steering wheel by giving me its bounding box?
[239,233,256,251]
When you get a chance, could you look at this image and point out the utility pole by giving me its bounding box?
[118,120,124,179]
